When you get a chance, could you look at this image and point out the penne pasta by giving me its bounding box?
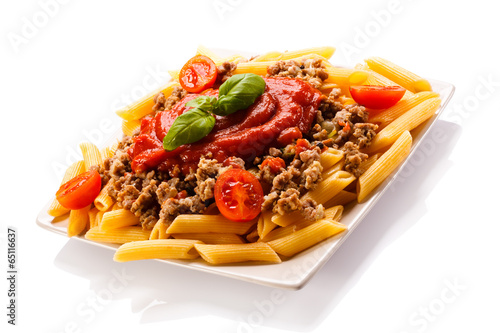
[114,239,202,262]
[323,190,357,208]
[115,81,179,121]
[68,205,91,237]
[99,209,140,231]
[259,210,278,239]
[122,119,141,137]
[279,46,336,61]
[365,57,432,93]
[325,67,369,86]
[194,243,281,264]
[324,205,344,222]
[88,207,99,229]
[149,220,170,240]
[94,182,114,211]
[85,226,151,244]
[369,91,440,129]
[320,148,344,170]
[267,219,346,257]
[357,153,381,176]
[366,98,441,153]
[301,170,356,205]
[196,45,223,64]
[251,51,283,62]
[172,233,244,244]
[358,131,412,202]
[80,142,103,171]
[166,214,256,235]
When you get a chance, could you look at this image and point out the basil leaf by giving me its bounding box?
[163,109,215,151]
[185,96,217,112]
[214,73,266,116]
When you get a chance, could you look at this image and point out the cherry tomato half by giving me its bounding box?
[349,85,406,110]
[179,55,217,93]
[214,169,264,222]
[56,170,102,210]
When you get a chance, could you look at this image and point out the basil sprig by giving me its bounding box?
[163,73,266,151]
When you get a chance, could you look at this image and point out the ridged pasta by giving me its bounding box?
[194,243,281,264]
[79,142,103,170]
[68,205,91,237]
[358,131,412,202]
[365,57,432,93]
[114,239,202,262]
[100,209,140,231]
[166,214,256,235]
[367,98,440,153]
[267,220,346,257]
[85,226,151,244]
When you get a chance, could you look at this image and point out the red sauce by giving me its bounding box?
[128,77,322,175]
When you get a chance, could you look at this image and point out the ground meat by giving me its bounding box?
[260,143,323,217]
[267,58,328,88]
[217,61,237,83]
[351,123,378,149]
[194,157,229,201]
[274,189,302,215]
[156,178,179,204]
[117,184,141,210]
[301,198,325,221]
[152,86,187,112]
[130,178,158,216]
[343,141,368,178]
[139,207,159,230]
[159,195,205,223]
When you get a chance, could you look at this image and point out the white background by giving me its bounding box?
[1,0,499,332]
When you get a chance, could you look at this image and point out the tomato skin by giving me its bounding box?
[295,138,311,157]
[214,169,264,222]
[56,170,101,210]
[260,157,285,173]
[349,85,406,110]
[179,55,217,93]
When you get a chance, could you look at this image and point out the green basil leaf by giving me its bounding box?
[185,96,217,112]
[163,109,215,151]
[214,73,266,116]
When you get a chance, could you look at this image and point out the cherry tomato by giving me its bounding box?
[349,85,406,110]
[214,169,264,222]
[56,170,101,210]
[179,55,217,93]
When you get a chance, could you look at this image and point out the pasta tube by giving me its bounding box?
[114,239,202,262]
[194,243,281,264]
[267,220,346,257]
[365,57,432,93]
[358,131,412,202]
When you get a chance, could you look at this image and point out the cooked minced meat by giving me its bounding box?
[152,86,187,112]
[159,195,205,224]
[267,58,328,88]
[260,144,324,220]
[217,61,237,83]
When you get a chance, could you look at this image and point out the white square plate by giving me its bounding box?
[36,78,454,290]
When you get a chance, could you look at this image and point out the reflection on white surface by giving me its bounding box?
[51,120,461,332]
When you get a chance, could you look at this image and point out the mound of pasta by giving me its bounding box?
[48,46,441,265]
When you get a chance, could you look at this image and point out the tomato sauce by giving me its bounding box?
[128,77,322,175]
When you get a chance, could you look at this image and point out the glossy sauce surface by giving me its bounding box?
[128,77,322,175]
